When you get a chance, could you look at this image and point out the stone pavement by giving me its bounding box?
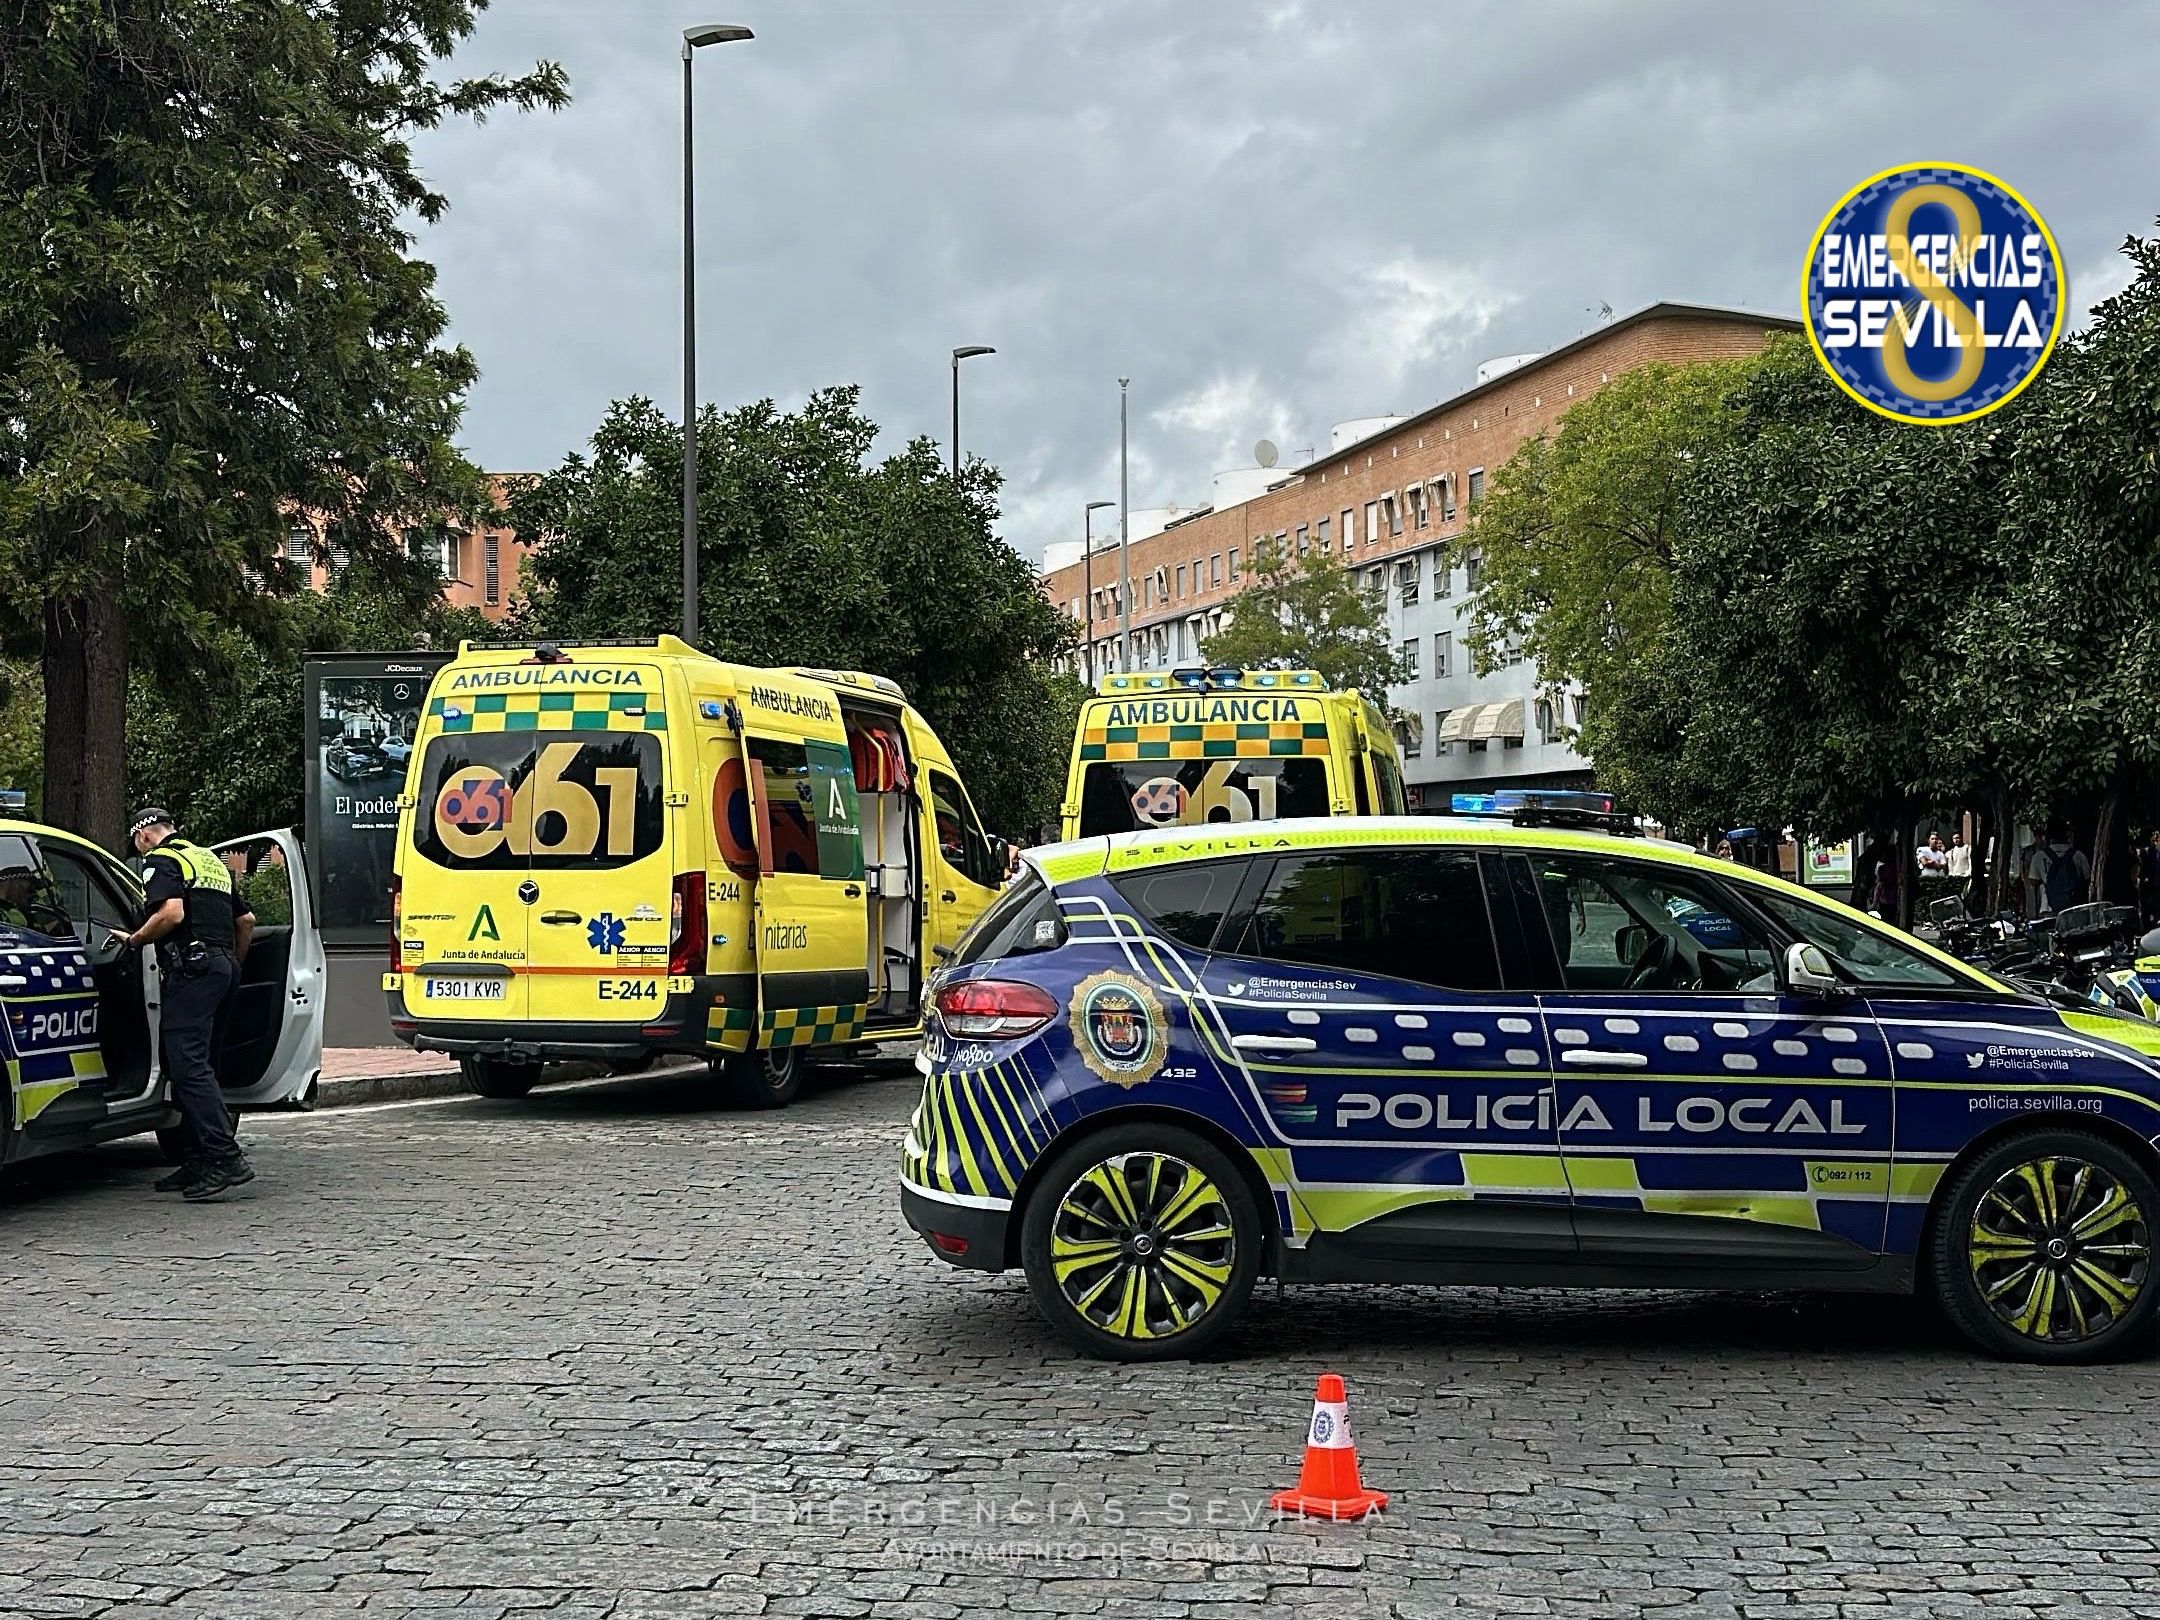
[4,1067,2159,1619]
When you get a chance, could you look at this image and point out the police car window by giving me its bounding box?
[415,731,665,872]
[951,868,1062,967]
[223,837,295,927]
[930,770,997,888]
[1233,850,1501,990]
[41,846,129,942]
[0,834,76,943]
[1753,890,1963,989]
[1110,859,1252,952]
[1522,856,1776,993]
[1077,758,1331,838]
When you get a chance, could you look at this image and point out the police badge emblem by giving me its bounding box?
[1069,970,1169,1088]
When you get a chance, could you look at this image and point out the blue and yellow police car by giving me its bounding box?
[0,818,323,1171]
[901,802,2160,1363]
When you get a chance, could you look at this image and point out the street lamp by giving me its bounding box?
[1082,500,1113,686]
[681,22,754,647]
[1117,378,1132,673]
[951,345,995,475]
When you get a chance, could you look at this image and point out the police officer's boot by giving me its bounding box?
[154,1161,201,1194]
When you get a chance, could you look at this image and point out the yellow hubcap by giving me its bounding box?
[1970,1155,2150,1343]
[1049,1151,1235,1340]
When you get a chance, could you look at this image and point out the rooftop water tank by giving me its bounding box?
[1329,415,1404,453]
[1210,466,1283,510]
[1475,352,1543,384]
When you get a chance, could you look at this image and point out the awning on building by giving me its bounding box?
[1434,704,1479,743]
[1468,698,1526,741]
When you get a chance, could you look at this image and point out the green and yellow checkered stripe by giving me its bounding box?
[762,1002,867,1049]
[429,689,667,733]
[705,1004,755,1055]
[10,1047,105,1129]
[1077,719,1330,762]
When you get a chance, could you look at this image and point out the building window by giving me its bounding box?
[1467,467,1486,512]
[285,524,312,563]
[1295,524,1309,556]
[1399,637,1418,676]
[1467,738,1489,754]
[1573,693,1587,729]
[1440,476,1457,523]
[1503,633,1523,667]
[1193,557,1204,591]
[1176,564,1187,597]
[327,540,350,574]
[1316,516,1331,551]
[1340,508,1354,550]
[1365,567,1385,599]
[1396,557,1420,605]
[1411,484,1430,528]
[1433,710,1452,756]
[1537,697,1559,744]
[1385,494,1402,537]
[1229,547,1240,581]
[1210,554,1223,587]
[1434,553,1454,599]
[1434,631,1451,679]
[484,535,501,604]
[1393,713,1423,759]
[1502,733,1524,750]
[1465,548,1483,593]
[1364,502,1379,546]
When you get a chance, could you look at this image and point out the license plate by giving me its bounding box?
[424,977,506,1001]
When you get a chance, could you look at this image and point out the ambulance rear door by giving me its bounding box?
[733,676,871,1050]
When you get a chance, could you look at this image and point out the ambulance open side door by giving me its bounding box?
[729,679,872,1050]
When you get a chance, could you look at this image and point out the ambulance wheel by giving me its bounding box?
[461,1057,540,1100]
[1930,1128,2160,1363]
[722,1046,805,1109]
[1020,1123,1262,1362]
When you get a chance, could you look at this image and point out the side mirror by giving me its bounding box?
[1783,941,1844,999]
[1613,923,1648,964]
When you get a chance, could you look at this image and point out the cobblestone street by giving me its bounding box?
[4,1067,2159,1619]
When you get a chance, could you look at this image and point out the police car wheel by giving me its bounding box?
[721,1046,804,1110]
[1020,1123,1262,1362]
[461,1057,540,1100]
[1930,1128,2160,1364]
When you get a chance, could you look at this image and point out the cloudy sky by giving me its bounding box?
[416,1,2160,565]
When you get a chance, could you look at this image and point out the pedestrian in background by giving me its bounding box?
[113,808,256,1202]
[2140,830,2160,928]
[1947,829,1974,908]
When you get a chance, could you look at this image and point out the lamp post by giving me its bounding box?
[950,345,995,475]
[1082,500,1113,686]
[1117,378,1132,673]
[681,22,754,646]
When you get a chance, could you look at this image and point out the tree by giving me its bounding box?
[1199,540,1409,705]
[506,391,1081,835]
[1461,353,1767,709]
[0,1,565,846]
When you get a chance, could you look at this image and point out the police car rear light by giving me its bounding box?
[668,872,706,978]
[935,979,1058,1038]
[929,1232,970,1257]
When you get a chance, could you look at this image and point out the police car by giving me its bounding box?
[0,818,323,1171]
[902,800,2160,1364]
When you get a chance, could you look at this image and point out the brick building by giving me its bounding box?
[284,473,533,624]
[1039,301,1797,803]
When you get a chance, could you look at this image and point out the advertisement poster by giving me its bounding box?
[1803,837,1855,890]
[304,652,449,944]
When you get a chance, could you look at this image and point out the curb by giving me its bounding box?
[314,1057,645,1111]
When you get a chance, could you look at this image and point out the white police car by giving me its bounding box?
[1,818,323,1170]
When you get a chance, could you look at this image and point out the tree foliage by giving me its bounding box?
[506,391,1080,836]
[0,0,564,845]
[1200,540,1410,707]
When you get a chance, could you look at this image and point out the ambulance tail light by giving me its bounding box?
[668,872,706,977]
[935,979,1058,1039]
[388,877,403,973]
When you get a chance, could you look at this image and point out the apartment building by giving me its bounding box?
[1039,302,1797,803]
[284,474,532,624]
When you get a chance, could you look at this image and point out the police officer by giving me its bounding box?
[113,808,256,1201]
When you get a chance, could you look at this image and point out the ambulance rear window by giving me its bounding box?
[1076,758,1331,839]
[414,731,665,870]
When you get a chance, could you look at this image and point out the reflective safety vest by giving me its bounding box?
[145,835,237,948]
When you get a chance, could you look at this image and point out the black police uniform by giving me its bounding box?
[141,832,253,1170]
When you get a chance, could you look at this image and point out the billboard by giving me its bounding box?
[304,652,450,944]
[1803,837,1855,890]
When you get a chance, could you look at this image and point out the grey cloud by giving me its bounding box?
[417,0,2160,558]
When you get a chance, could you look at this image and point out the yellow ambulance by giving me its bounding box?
[1058,667,1406,840]
[385,636,1006,1106]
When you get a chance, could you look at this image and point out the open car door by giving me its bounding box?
[212,828,325,1108]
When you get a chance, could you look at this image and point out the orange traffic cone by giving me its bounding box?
[1269,1371,1388,1521]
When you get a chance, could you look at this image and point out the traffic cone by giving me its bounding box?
[1269,1371,1388,1521]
